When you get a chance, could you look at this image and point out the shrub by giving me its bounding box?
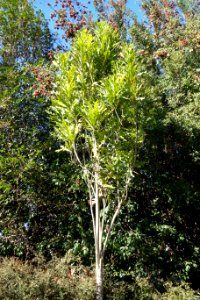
[0,255,95,300]
[0,256,198,300]
[104,276,198,300]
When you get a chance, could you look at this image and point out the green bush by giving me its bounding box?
[0,255,95,300]
[104,276,198,300]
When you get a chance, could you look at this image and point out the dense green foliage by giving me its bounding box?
[0,0,200,298]
[124,0,200,287]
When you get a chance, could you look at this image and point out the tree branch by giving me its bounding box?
[102,167,132,257]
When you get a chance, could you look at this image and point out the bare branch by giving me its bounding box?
[102,198,123,257]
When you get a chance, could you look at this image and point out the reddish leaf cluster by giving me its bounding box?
[155,50,170,58]
[47,0,128,42]
[193,75,199,81]
[142,0,180,33]
[178,39,189,47]
[47,0,92,40]
[31,65,53,97]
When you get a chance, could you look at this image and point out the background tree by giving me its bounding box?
[120,0,200,287]
[0,0,51,65]
[48,0,128,43]
[0,0,50,256]
[0,0,94,260]
[0,0,78,258]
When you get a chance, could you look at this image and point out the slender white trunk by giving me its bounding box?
[95,170,103,299]
[96,258,103,300]
[93,137,104,300]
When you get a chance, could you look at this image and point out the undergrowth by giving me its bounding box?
[0,255,198,300]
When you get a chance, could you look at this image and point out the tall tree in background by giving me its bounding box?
[124,0,200,286]
[0,0,53,256]
[0,0,51,65]
[0,0,94,260]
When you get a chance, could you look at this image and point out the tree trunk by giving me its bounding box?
[96,259,103,300]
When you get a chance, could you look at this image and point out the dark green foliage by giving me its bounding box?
[0,0,52,65]
[0,0,92,260]
[107,0,200,288]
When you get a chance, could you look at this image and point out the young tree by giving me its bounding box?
[50,22,143,299]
